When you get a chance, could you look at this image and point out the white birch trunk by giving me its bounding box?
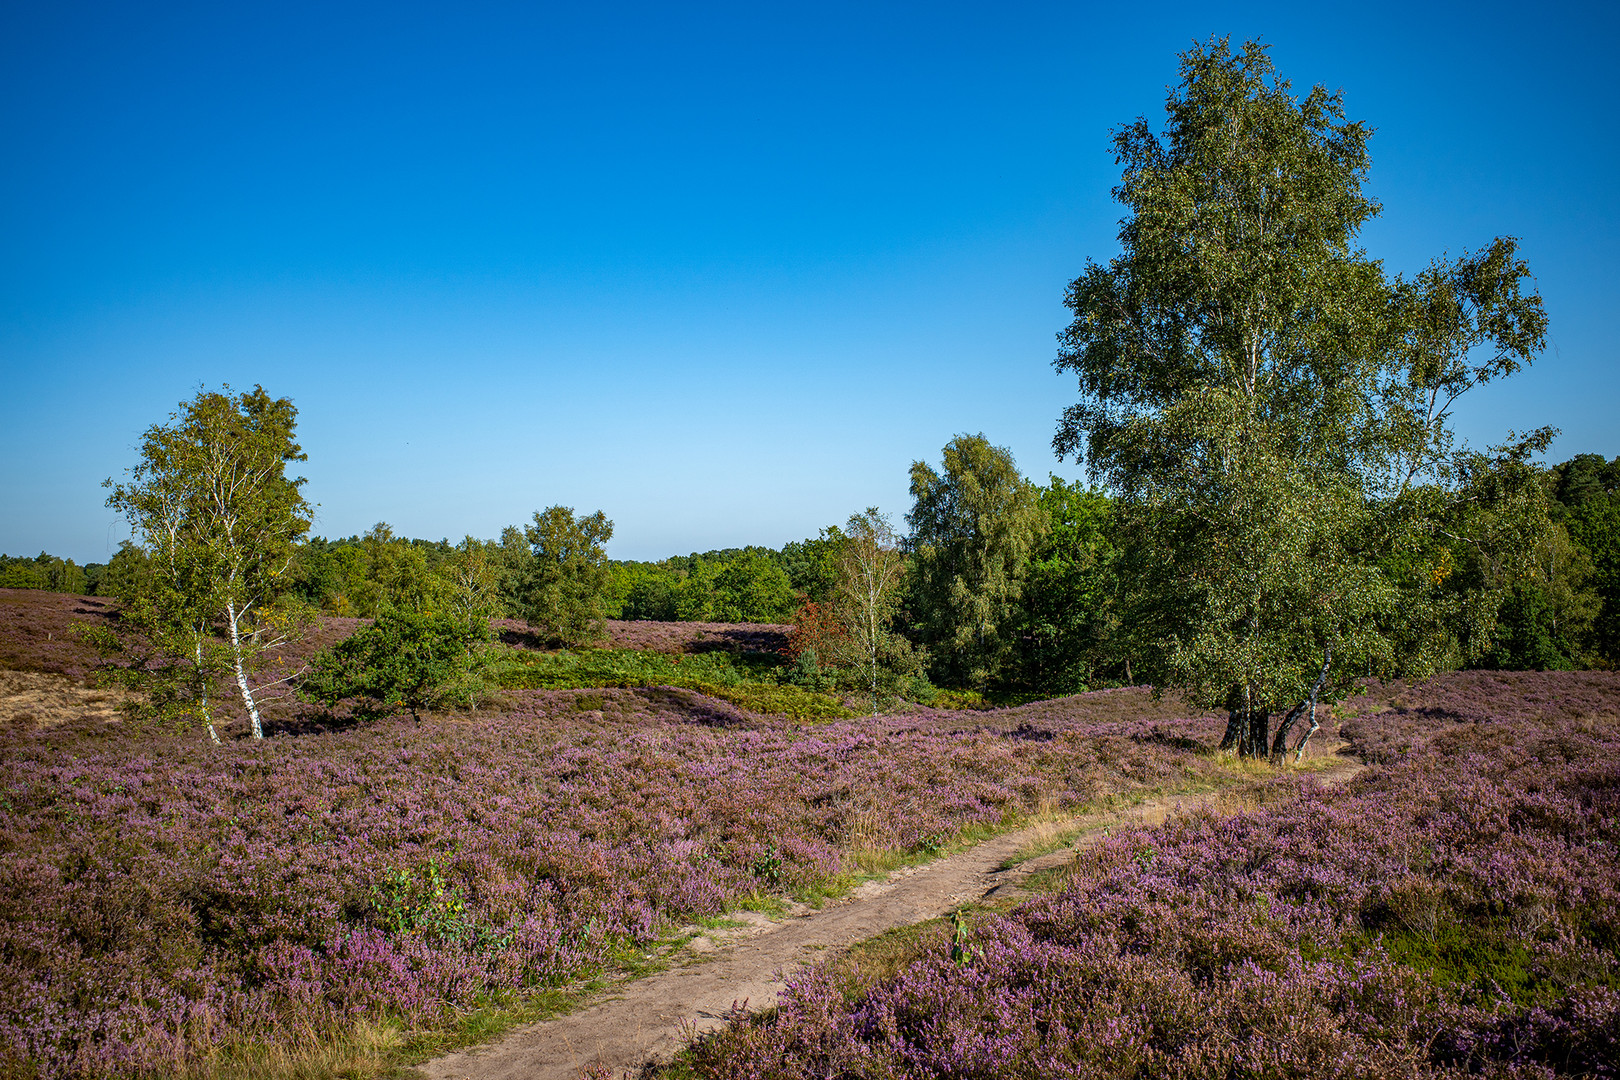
[195,634,221,744]
[226,599,263,739]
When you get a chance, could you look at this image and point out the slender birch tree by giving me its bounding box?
[106,385,312,739]
[832,508,910,712]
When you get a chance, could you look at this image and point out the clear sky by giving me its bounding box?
[3,0,1616,563]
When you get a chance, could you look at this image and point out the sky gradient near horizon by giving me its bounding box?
[3,0,1617,563]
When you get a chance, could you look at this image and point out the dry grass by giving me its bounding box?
[0,669,128,730]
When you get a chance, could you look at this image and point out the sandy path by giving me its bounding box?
[415,759,1362,1080]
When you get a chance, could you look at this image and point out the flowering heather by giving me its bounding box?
[0,590,118,680]
[0,679,1233,1077]
[686,672,1620,1079]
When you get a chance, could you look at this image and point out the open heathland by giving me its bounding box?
[680,670,1620,1079]
[0,598,1267,1079]
[5,591,1615,1079]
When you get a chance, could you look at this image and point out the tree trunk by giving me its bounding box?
[195,635,220,745]
[226,599,264,739]
[1269,647,1332,766]
[1220,696,1270,758]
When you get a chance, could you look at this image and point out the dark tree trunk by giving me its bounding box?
[1220,696,1271,758]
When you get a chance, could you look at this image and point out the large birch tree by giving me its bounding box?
[1054,39,1550,762]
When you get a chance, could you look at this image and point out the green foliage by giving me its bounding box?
[288,527,467,618]
[369,857,506,950]
[1006,478,1122,694]
[606,546,801,623]
[907,434,1046,690]
[104,384,312,740]
[703,682,853,721]
[490,644,767,689]
[780,526,848,604]
[1051,39,1550,757]
[710,552,798,622]
[832,508,923,708]
[1550,454,1620,664]
[517,506,614,646]
[1480,518,1597,671]
[0,552,89,593]
[302,611,493,721]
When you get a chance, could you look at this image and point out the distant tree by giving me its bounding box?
[105,385,312,739]
[604,560,681,621]
[0,555,46,590]
[491,524,533,615]
[0,553,87,593]
[1052,39,1550,761]
[1007,479,1122,695]
[1551,454,1620,663]
[712,552,798,622]
[907,434,1046,690]
[346,523,454,617]
[833,508,918,710]
[518,506,614,646]
[302,610,491,722]
[445,536,506,624]
[780,526,848,604]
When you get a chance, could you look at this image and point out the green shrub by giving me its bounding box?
[302,611,492,720]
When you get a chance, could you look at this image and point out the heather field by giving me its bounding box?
[0,595,1257,1079]
[682,671,1620,1080]
[5,591,1617,1079]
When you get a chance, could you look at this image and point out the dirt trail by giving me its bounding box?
[415,757,1363,1080]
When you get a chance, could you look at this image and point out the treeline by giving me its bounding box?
[0,552,107,595]
[15,449,1618,697]
[280,528,818,626]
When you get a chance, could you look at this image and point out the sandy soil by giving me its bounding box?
[414,756,1364,1080]
[0,669,127,729]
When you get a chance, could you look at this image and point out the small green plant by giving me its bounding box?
[950,910,983,965]
[914,831,947,856]
[371,856,471,941]
[750,845,784,885]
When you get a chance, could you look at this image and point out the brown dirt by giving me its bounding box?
[0,669,129,730]
[413,755,1364,1080]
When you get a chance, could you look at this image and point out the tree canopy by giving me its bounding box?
[104,385,311,740]
[908,434,1045,690]
[1053,38,1550,760]
[517,506,615,646]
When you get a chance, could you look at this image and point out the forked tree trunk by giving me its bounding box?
[1269,647,1332,766]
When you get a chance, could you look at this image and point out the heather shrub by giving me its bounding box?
[684,676,1620,1079]
[0,683,1233,1076]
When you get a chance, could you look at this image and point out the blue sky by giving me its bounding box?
[3,0,1616,563]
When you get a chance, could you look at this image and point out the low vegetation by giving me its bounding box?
[680,672,1620,1079]
[1,672,1251,1077]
